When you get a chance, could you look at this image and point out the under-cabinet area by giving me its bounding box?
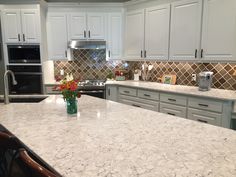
[106,83,234,129]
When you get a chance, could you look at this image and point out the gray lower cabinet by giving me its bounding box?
[105,85,233,129]
[188,108,222,126]
[160,103,187,118]
[106,85,118,102]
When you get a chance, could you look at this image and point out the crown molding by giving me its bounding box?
[47,2,124,8]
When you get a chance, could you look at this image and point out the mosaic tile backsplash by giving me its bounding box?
[54,50,236,90]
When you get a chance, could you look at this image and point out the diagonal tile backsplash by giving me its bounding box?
[54,50,236,90]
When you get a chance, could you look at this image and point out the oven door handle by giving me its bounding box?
[14,72,42,75]
[79,90,104,93]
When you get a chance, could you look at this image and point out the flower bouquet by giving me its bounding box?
[58,80,81,114]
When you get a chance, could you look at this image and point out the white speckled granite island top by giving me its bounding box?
[106,80,236,101]
[1,95,236,177]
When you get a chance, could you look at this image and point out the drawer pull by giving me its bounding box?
[198,104,208,107]
[167,113,176,116]
[124,91,130,94]
[168,98,176,102]
[144,94,151,97]
[132,104,141,108]
[197,119,208,123]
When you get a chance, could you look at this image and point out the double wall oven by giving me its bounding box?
[7,45,43,95]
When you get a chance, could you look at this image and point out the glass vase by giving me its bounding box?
[66,98,77,115]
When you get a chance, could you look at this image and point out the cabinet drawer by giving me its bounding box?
[188,108,222,126]
[45,86,60,94]
[119,87,137,97]
[119,97,159,112]
[188,98,223,113]
[160,103,187,118]
[160,93,187,106]
[138,89,159,101]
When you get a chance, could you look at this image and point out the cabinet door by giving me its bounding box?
[201,0,236,61]
[47,13,68,60]
[145,4,170,60]
[107,13,123,60]
[106,86,117,102]
[2,9,22,43]
[87,13,105,40]
[68,13,87,40]
[21,9,40,43]
[169,0,202,60]
[124,9,145,60]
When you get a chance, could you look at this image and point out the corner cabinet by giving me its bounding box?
[2,9,40,44]
[47,13,68,60]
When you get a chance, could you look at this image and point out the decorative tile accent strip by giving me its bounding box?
[54,50,236,90]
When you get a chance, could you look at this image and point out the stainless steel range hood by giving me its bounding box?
[68,40,106,50]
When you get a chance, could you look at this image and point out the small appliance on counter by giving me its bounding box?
[198,71,213,91]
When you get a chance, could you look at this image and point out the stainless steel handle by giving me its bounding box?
[108,50,111,58]
[144,50,147,58]
[18,34,20,41]
[195,49,197,58]
[23,34,25,42]
[141,50,143,58]
[198,103,208,107]
[84,31,86,38]
[14,72,42,75]
[65,50,67,58]
[132,104,141,108]
[124,91,130,94]
[167,113,176,116]
[108,88,110,96]
[168,98,176,102]
[197,119,208,123]
[79,90,104,93]
[201,49,203,58]
[144,94,150,97]
[88,31,91,38]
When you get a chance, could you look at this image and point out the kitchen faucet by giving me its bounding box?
[4,70,17,104]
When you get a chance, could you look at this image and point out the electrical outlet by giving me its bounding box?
[60,69,64,76]
[192,74,197,81]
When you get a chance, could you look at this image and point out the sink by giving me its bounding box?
[0,97,48,103]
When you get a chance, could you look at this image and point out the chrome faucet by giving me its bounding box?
[4,70,17,104]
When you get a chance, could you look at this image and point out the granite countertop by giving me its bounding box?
[0,95,236,177]
[106,80,236,101]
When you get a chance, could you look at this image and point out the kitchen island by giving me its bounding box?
[0,95,236,177]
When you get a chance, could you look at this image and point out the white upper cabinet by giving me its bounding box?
[201,0,236,61]
[107,13,123,60]
[87,13,105,40]
[145,4,170,60]
[169,0,202,60]
[21,9,40,43]
[67,12,105,40]
[2,9,22,43]
[2,9,40,44]
[47,13,68,60]
[67,13,87,40]
[125,9,145,60]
